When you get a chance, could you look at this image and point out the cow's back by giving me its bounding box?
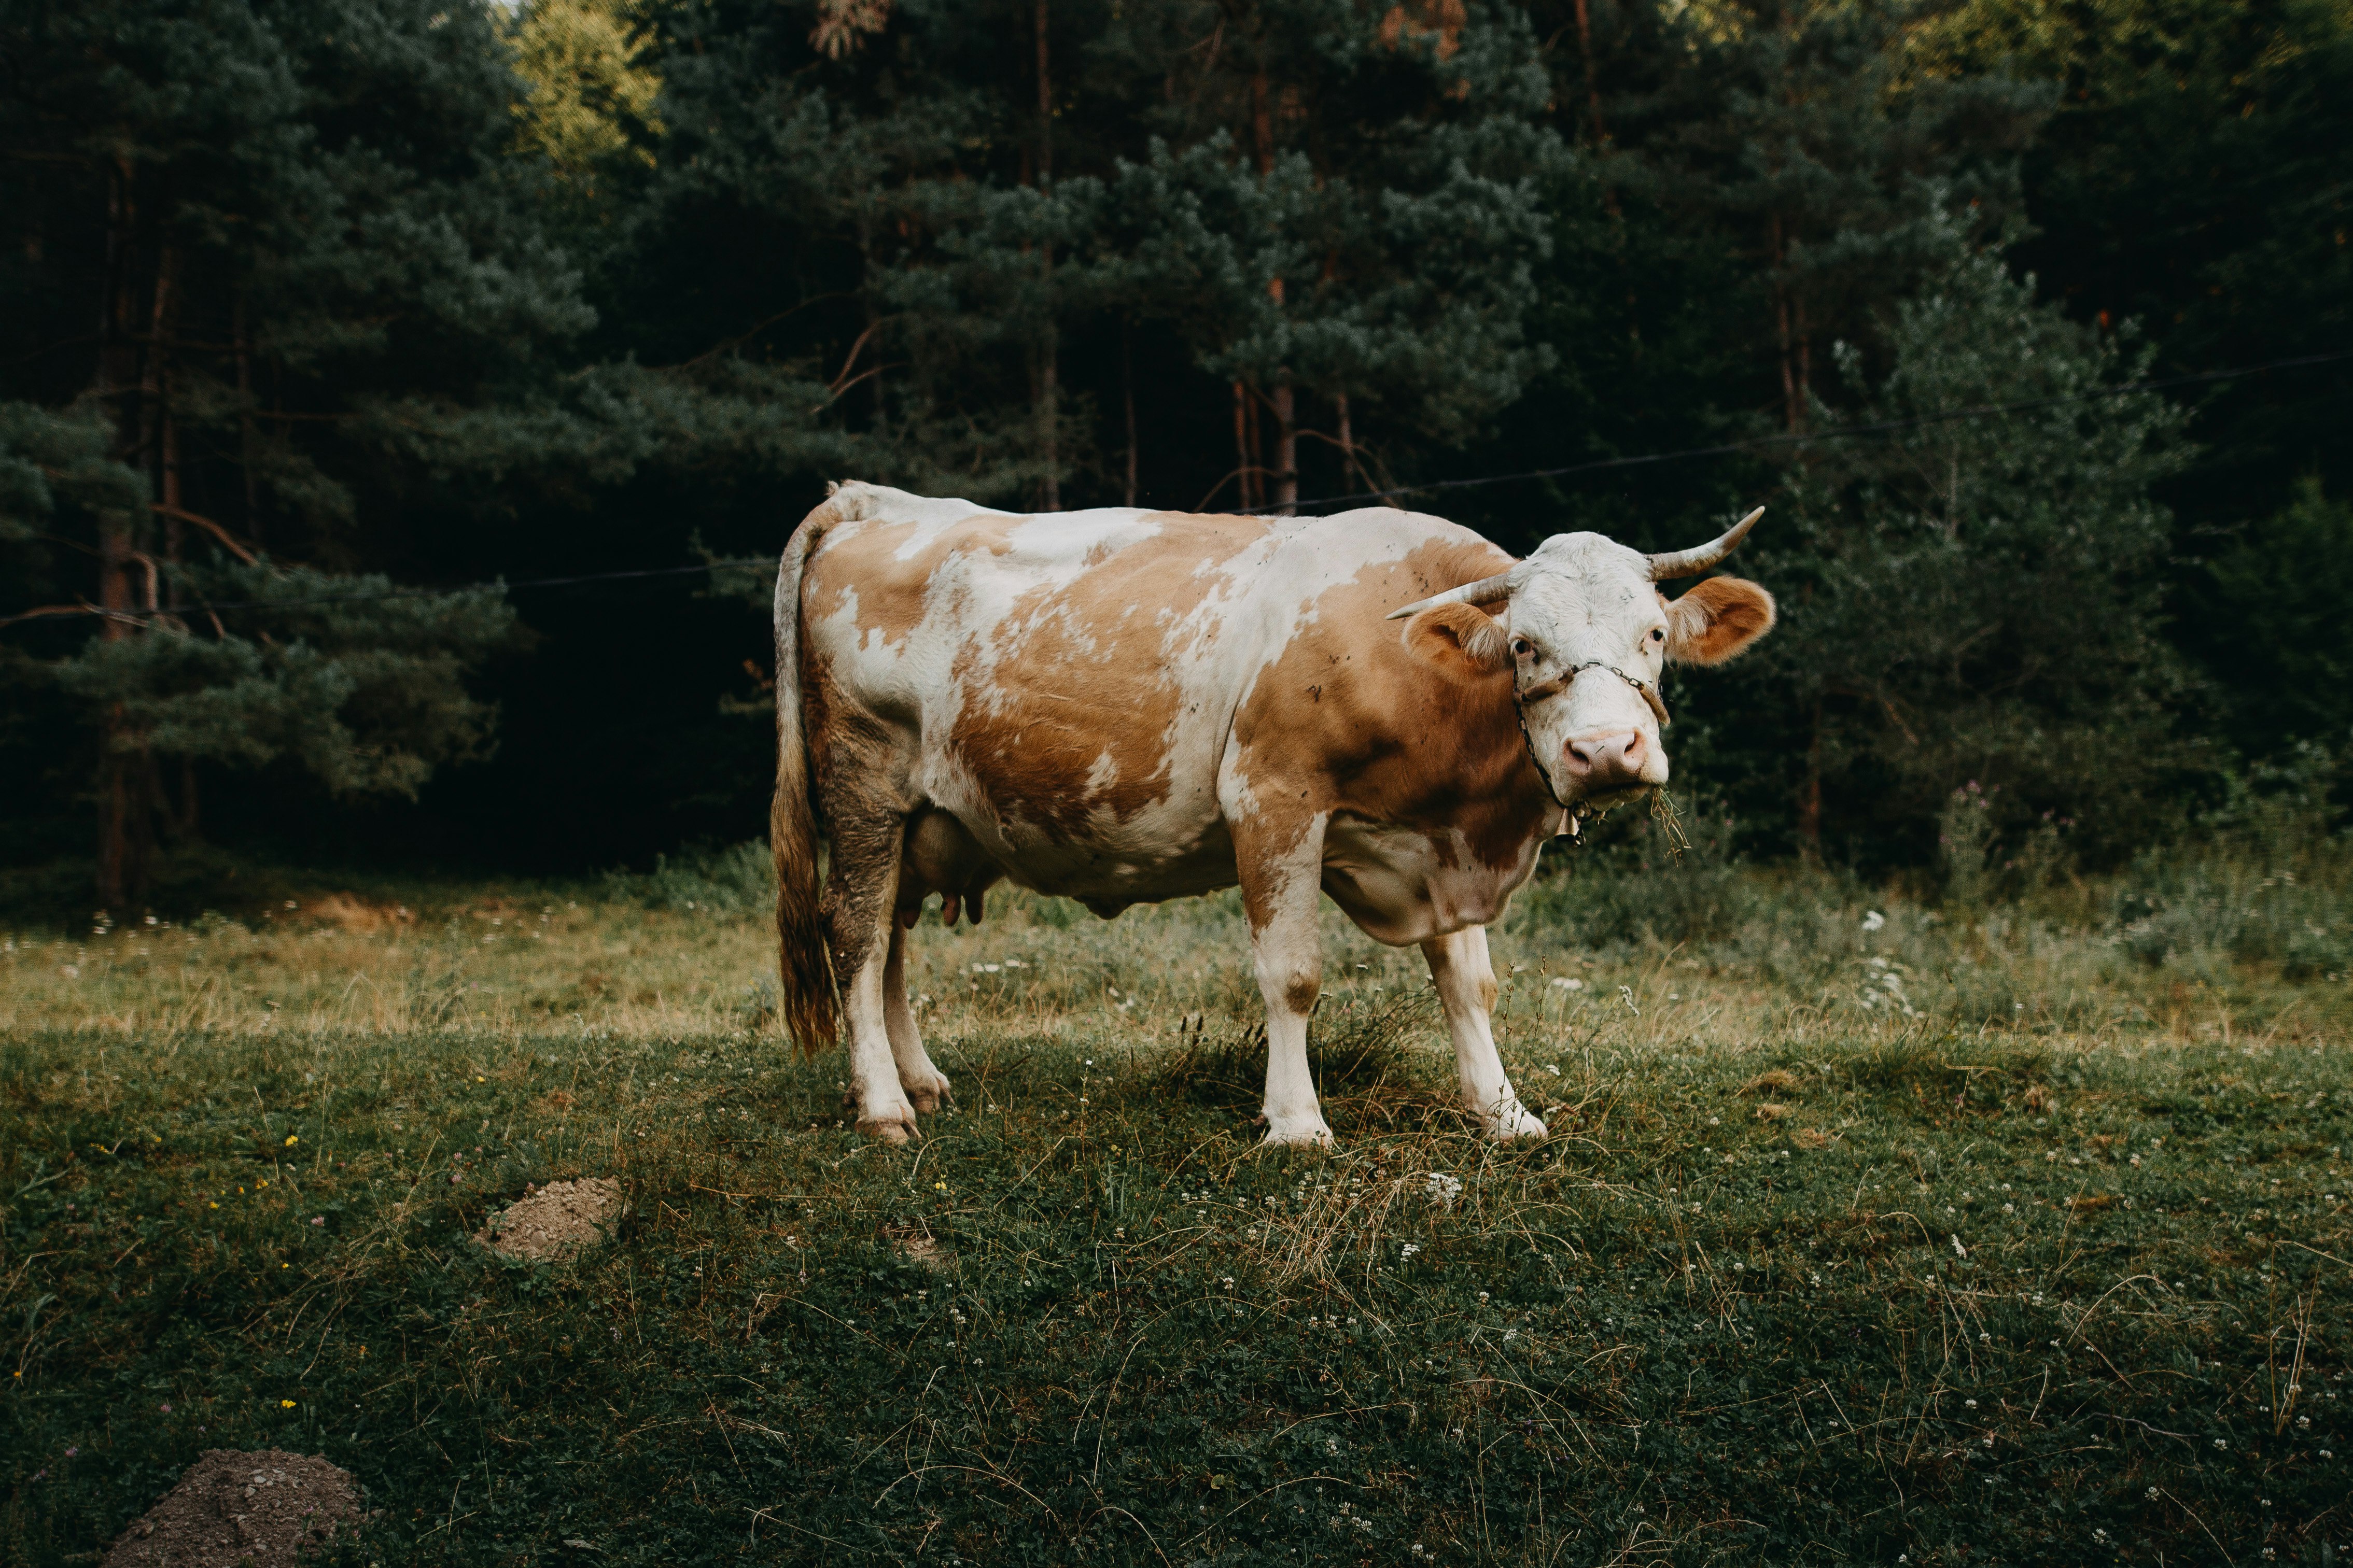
[795,483,1517,905]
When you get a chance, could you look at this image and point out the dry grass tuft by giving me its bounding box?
[1741,1068,1802,1096]
[305,892,414,933]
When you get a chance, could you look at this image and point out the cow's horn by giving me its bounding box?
[1384,566,1524,621]
[1646,506,1764,580]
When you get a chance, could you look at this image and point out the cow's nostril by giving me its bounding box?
[1563,731,1644,785]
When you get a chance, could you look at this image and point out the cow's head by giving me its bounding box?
[1392,508,1776,811]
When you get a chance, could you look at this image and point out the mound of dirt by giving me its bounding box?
[105,1449,360,1567]
[476,1177,622,1261]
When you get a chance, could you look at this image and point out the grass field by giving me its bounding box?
[4,830,2351,1566]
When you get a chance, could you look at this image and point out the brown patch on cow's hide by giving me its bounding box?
[1231,535,1554,878]
[1664,575,1776,666]
[805,510,1029,652]
[1283,971,1323,1014]
[945,511,1276,838]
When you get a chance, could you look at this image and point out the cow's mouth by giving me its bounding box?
[1562,782,1654,831]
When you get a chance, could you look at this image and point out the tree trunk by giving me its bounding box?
[1122,320,1138,507]
[1572,0,1608,145]
[852,207,886,428]
[1799,700,1824,861]
[1335,393,1356,493]
[1250,67,1288,514]
[1243,383,1264,510]
[1033,0,1059,510]
[1270,381,1296,515]
[95,165,160,909]
[160,375,182,592]
[1795,294,1812,420]
[1771,216,1801,433]
[234,293,261,547]
[1231,380,1252,511]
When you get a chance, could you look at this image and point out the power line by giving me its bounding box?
[0,560,774,629]
[1266,346,2353,514]
[4,345,2346,630]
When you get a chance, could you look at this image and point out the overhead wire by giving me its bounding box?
[3,345,2346,630]
[1264,346,2353,514]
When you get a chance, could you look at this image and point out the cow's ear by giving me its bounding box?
[1665,576,1776,666]
[1404,601,1512,678]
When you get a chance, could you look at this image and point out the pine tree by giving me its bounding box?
[1755,213,2198,865]
[0,0,587,904]
[1106,0,1566,512]
[1611,0,2050,434]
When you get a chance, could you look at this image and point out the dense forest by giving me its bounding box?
[2,0,2348,908]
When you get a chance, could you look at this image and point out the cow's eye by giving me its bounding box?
[1510,639,1533,659]
[1648,628,1665,644]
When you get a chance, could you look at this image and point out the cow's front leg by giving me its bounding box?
[882,919,951,1113]
[1420,927,1546,1141]
[1234,812,1334,1147]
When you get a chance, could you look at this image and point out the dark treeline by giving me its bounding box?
[2,0,2348,908]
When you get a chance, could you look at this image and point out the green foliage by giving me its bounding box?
[2181,477,2353,756]
[0,403,146,546]
[1601,0,2052,427]
[1507,794,1764,949]
[49,562,516,798]
[1110,0,1567,451]
[1761,215,2201,865]
[1922,0,2353,530]
[597,837,773,913]
[506,0,663,187]
[2107,746,2353,979]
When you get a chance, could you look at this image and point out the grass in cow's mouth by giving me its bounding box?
[4,845,2351,1566]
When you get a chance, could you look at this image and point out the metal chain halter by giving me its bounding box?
[1511,660,1671,835]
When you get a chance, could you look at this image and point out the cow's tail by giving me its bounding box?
[772,490,843,1055]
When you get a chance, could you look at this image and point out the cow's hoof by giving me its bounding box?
[904,1071,953,1114]
[1483,1103,1548,1142]
[1259,1116,1335,1149]
[856,1110,920,1145]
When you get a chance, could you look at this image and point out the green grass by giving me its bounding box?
[3,848,2351,1566]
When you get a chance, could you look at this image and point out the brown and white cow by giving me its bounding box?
[772,482,1775,1146]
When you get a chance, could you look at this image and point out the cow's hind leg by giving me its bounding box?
[1233,812,1334,1148]
[1421,926,1546,1141]
[882,920,951,1113]
[823,797,922,1143]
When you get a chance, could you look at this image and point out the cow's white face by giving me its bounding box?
[1396,519,1776,811]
